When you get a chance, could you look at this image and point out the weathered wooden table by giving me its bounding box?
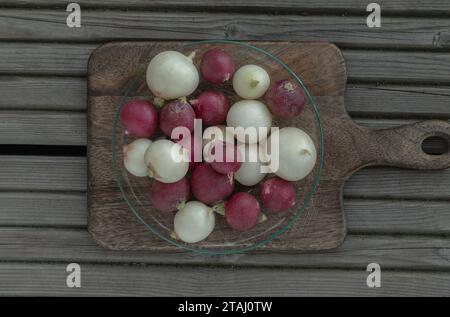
[0,0,450,296]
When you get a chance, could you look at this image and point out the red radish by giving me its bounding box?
[259,177,296,212]
[190,91,230,126]
[201,48,235,84]
[265,79,306,119]
[120,100,158,138]
[159,98,196,138]
[149,178,190,213]
[191,163,234,204]
[207,140,242,175]
[225,192,260,231]
[176,134,203,171]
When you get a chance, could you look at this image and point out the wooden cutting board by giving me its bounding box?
[87,41,450,252]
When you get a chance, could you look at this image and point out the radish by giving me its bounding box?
[265,79,306,119]
[149,177,190,213]
[159,98,196,138]
[233,64,270,99]
[224,192,260,231]
[227,100,272,144]
[200,48,235,84]
[266,127,317,181]
[146,51,199,100]
[259,177,296,212]
[234,143,266,186]
[120,100,158,138]
[190,91,230,126]
[174,201,215,243]
[144,139,189,183]
[191,163,234,204]
[123,138,152,177]
[207,140,242,175]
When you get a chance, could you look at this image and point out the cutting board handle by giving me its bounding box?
[368,120,450,170]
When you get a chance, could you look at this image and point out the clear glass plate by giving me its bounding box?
[112,40,324,255]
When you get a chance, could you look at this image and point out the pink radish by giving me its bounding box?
[265,79,306,119]
[159,98,196,138]
[120,100,158,138]
[191,163,234,204]
[225,192,260,231]
[149,178,190,213]
[190,91,230,126]
[201,48,235,84]
[259,177,296,212]
[206,140,242,175]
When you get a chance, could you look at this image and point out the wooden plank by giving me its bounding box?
[345,199,450,234]
[1,112,446,148]
[1,10,450,48]
[0,156,86,191]
[0,1,449,15]
[0,111,85,145]
[0,228,449,270]
[0,76,86,110]
[0,192,86,227]
[345,168,450,199]
[2,192,450,235]
[0,43,94,76]
[2,77,450,118]
[1,193,449,234]
[0,152,450,198]
[345,84,450,118]
[2,43,450,83]
[1,263,449,296]
[344,50,450,84]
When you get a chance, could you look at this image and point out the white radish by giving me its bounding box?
[174,201,215,243]
[146,51,199,100]
[235,143,266,186]
[233,64,270,99]
[226,100,272,144]
[267,127,317,181]
[144,139,189,183]
[123,138,152,177]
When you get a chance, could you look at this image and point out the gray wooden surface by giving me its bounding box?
[0,1,449,296]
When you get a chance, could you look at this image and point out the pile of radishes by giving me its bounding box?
[121,47,317,244]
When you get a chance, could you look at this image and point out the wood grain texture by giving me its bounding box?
[3,43,450,83]
[0,1,449,15]
[0,156,86,191]
[2,77,450,119]
[1,228,450,270]
[345,199,450,234]
[1,110,448,147]
[87,41,450,252]
[2,155,450,199]
[1,263,449,296]
[345,84,450,118]
[1,9,450,48]
[0,76,86,110]
[2,194,450,235]
[0,192,86,227]
[0,111,85,145]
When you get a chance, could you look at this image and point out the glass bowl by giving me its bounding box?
[112,40,324,255]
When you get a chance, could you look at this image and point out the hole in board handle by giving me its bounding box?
[421,135,450,156]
